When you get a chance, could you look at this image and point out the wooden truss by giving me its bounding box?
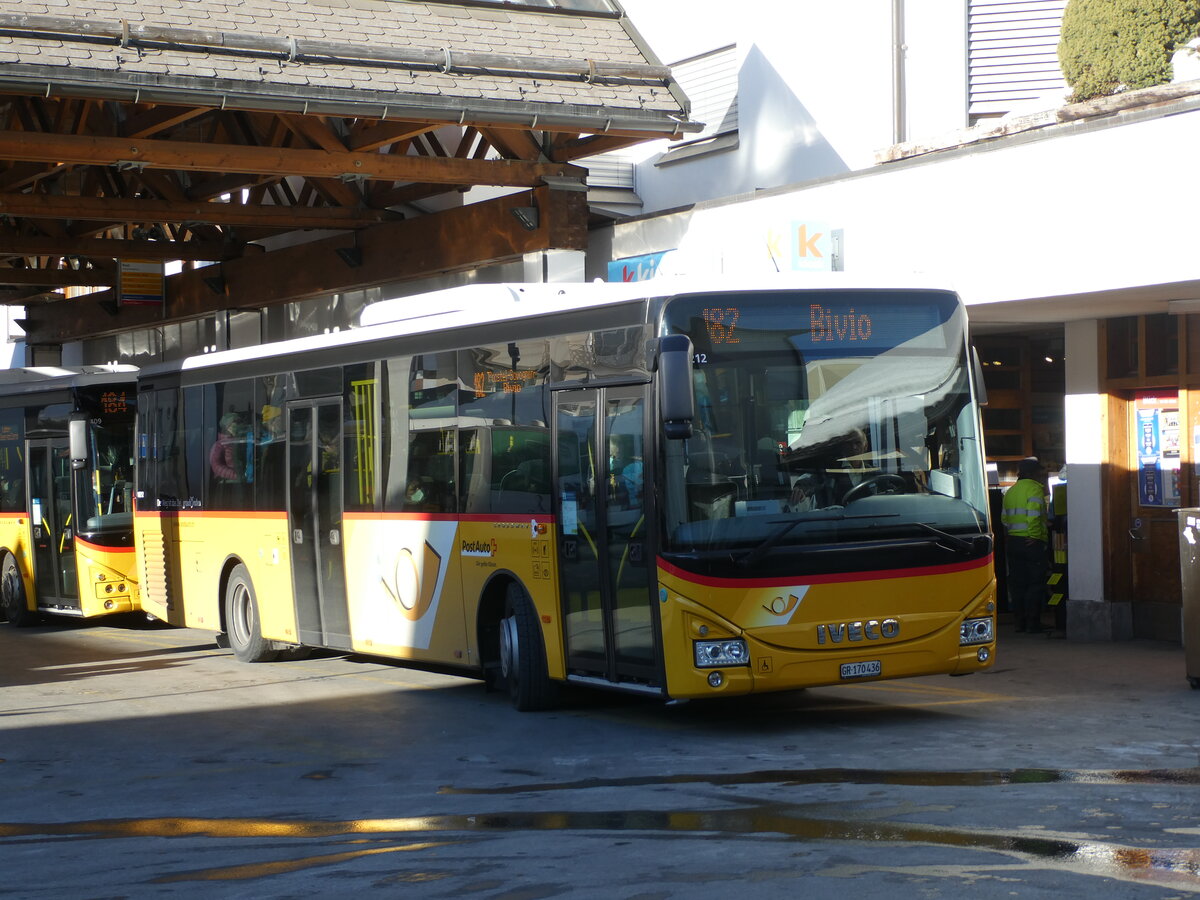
[0,93,658,344]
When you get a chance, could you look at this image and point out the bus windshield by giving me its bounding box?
[659,290,988,573]
[75,392,136,536]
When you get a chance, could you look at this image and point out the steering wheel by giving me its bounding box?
[842,474,908,505]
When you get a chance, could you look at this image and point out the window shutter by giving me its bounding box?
[969,0,1068,120]
[672,44,739,141]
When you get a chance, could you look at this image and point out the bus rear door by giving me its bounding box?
[553,385,662,692]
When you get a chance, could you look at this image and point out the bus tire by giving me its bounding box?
[224,564,277,663]
[1,552,36,627]
[499,581,558,711]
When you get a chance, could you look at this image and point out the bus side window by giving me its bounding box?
[0,407,24,512]
[406,428,454,513]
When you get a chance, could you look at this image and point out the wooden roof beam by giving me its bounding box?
[0,192,397,228]
[0,129,579,186]
[479,127,544,161]
[0,233,244,261]
[348,120,435,152]
[0,266,113,287]
[21,185,588,342]
[548,133,646,161]
[278,113,348,152]
[121,104,213,139]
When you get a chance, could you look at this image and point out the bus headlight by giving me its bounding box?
[960,617,993,645]
[694,639,749,668]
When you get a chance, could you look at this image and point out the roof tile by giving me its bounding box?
[0,0,691,128]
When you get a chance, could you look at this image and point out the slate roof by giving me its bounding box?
[0,0,694,135]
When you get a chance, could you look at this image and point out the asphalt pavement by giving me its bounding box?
[0,619,1197,898]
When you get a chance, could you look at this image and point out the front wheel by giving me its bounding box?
[1,552,36,627]
[499,582,558,711]
[224,564,277,663]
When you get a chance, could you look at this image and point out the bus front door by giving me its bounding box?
[27,439,80,611]
[553,385,661,691]
[287,401,352,650]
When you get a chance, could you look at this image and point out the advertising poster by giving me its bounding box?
[1135,395,1180,507]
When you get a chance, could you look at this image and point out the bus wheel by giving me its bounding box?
[224,564,277,663]
[499,581,557,711]
[1,553,36,627]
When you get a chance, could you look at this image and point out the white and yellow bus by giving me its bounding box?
[134,276,996,708]
[0,366,139,626]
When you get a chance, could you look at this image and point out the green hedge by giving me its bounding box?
[1058,0,1200,100]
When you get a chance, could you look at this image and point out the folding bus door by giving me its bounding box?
[27,438,80,610]
[553,384,661,691]
[287,400,352,650]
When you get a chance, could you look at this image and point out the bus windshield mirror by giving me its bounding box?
[69,416,88,470]
[657,335,695,439]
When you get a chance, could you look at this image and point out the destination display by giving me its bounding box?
[665,291,955,361]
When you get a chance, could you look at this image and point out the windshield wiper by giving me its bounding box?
[735,512,896,568]
[909,521,980,555]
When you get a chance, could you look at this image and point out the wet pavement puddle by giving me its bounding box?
[0,767,1196,889]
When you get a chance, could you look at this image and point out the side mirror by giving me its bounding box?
[658,335,695,440]
[69,415,88,470]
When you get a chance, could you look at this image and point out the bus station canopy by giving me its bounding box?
[0,0,696,345]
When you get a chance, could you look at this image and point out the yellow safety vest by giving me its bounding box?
[1001,477,1048,542]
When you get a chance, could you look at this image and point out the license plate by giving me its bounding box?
[840,660,881,679]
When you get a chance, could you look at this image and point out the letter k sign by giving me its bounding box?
[789,222,831,271]
[796,224,823,258]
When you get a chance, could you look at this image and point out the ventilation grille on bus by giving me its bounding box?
[139,529,173,612]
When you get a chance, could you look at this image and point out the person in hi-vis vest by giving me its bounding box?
[1001,456,1049,633]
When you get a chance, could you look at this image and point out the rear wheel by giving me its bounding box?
[1,552,36,627]
[499,581,558,711]
[224,564,277,663]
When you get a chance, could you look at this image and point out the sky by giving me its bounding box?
[617,0,731,63]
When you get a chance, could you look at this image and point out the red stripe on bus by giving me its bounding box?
[136,509,288,520]
[342,511,557,524]
[656,554,994,589]
[136,510,555,525]
[75,537,134,554]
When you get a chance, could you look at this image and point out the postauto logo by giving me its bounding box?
[461,538,497,558]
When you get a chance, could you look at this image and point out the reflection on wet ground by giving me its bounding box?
[0,767,1196,889]
[442,765,1200,794]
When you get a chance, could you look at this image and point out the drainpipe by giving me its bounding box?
[892,0,907,145]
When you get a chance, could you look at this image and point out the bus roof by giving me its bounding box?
[142,274,958,379]
[0,365,137,396]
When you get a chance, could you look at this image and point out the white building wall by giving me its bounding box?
[619,0,971,214]
[0,307,24,368]
[1063,319,1122,639]
[607,107,1200,312]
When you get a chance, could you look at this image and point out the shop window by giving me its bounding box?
[983,408,1022,432]
[1106,316,1138,381]
[1188,316,1200,377]
[1145,314,1178,378]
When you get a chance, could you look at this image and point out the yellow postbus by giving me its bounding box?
[134,276,996,709]
[0,366,139,626]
